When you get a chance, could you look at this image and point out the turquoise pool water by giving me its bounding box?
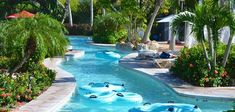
[59,36,234,112]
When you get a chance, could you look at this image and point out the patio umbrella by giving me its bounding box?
[6,10,35,19]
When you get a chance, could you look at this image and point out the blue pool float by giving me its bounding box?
[83,92,143,105]
[129,103,202,112]
[79,82,125,95]
[96,51,121,59]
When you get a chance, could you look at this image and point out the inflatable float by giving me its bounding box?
[79,82,125,95]
[83,92,143,105]
[129,103,201,112]
[96,51,121,59]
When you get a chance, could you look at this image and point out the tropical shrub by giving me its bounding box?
[217,45,235,79]
[0,14,68,75]
[0,65,55,108]
[0,14,66,109]
[171,0,235,86]
[93,12,128,44]
[171,45,234,87]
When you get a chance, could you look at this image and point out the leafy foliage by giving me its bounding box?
[93,12,128,44]
[171,0,235,86]
[0,0,64,20]
[0,64,55,108]
[171,45,235,87]
[0,14,68,74]
[0,14,66,108]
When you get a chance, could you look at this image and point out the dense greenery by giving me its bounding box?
[171,44,235,87]
[171,0,235,87]
[0,64,55,109]
[93,12,128,44]
[93,0,147,44]
[0,14,68,75]
[0,14,68,108]
[0,0,64,20]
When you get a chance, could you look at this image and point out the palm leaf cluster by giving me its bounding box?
[171,0,235,72]
[0,14,68,75]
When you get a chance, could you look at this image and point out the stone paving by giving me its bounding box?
[119,53,235,100]
[19,50,84,112]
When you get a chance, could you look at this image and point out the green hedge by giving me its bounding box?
[171,45,235,87]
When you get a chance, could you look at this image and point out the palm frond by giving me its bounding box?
[171,11,195,34]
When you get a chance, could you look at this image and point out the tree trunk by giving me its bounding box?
[207,26,213,69]
[222,34,234,67]
[141,0,164,43]
[9,37,36,75]
[169,31,176,50]
[102,8,106,15]
[9,52,30,75]
[212,31,218,69]
[201,41,211,70]
[67,0,73,26]
[90,0,94,27]
[61,0,73,26]
[127,25,131,42]
[61,2,68,24]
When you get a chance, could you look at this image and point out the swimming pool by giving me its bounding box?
[58,36,234,112]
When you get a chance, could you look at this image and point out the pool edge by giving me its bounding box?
[119,53,235,101]
[19,51,84,112]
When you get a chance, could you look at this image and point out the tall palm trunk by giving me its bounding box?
[67,0,73,26]
[90,0,94,27]
[201,41,211,69]
[207,26,213,69]
[222,34,234,67]
[61,0,73,26]
[141,0,164,43]
[211,31,218,69]
[169,31,176,50]
[102,8,106,15]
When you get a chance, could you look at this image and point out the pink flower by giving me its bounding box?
[214,70,218,74]
[189,64,194,68]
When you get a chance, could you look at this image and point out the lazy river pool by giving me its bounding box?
[58,36,234,112]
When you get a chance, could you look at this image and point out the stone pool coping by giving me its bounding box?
[119,53,235,101]
[19,50,84,112]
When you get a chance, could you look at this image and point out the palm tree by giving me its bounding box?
[172,6,211,69]
[0,14,68,75]
[172,0,235,72]
[141,0,164,43]
[62,0,73,26]
[91,0,94,27]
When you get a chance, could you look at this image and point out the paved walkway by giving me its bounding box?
[19,51,84,112]
[119,53,235,100]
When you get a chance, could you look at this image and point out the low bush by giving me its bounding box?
[171,45,235,87]
[93,13,128,44]
[0,64,55,108]
[64,23,92,36]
